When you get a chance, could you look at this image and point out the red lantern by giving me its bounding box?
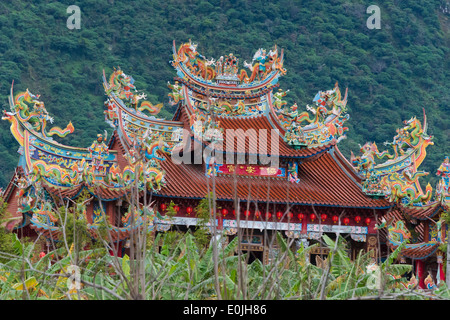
[288,212,293,219]
[332,215,339,223]
[173,205,180,213]
[186,206,193,215]
[255,210,261,218]
[310,213,316,221]
[343,217,350,225]
[276,211,283,220]
[160,203,167,211]
[355,215,361,223]
[265,212,272,220]
[222,208,228,216]
[297,213,304,221]
[365,217,371,225]
[321,214,327,222]
[233,209,236,216]
[244,210,251,217]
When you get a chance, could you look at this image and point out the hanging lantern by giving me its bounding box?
[288,212,293,219]
[265,212,272,220]
[321,214,327,222]
[160,203,167,211]
[365,217,371,225]
[233,209,236,216]
[255,210,261,218]
[276,211,283,220]
[355,215,361,223]
[310,213,316,222]
[244,210,251,217]
[186,206,193,215]
[332,215,339,223]
[222,208,228,216]
[173,205,180,213]
[343,217,350,225]
[297,213,305,221]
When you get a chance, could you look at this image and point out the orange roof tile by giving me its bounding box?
[158,146,391,209]
[214,114,335,158]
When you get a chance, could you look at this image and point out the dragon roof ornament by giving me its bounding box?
[3,84,75,144]
[351,109,435,206]
[103,68,184,152]
[276,82,350,149]
[104,67,164,118]
[170,40,286,88]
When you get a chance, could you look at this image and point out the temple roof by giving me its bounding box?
[187,107,337,158]
[154,143,391,209]
[400,243,440,260]
[376,204,443,260]
[400,202,445,221]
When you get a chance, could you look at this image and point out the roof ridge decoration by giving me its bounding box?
[103,68,184,152]
[171,39,286,87]
[351,109,435,207]
[3,85,75,145]
[276,82,350,149]
[105,67,163,116]
[25,132,168,192]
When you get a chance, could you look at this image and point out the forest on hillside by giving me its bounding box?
[0,0,448,188]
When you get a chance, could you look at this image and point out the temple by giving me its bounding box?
[1,40,448,289]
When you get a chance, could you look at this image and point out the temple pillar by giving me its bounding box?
[106,201,115,225]
[416,260,425,289]
[437,250,445,285]
[86,202,94,224]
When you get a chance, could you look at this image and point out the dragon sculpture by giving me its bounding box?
[380,169,433,205]
[280,83,350,148]
[175,40,216,80]
[106,67,163,116]
[237,46,286,83]
[351,110,434,205]
[375,216,441,260]
[350,142,395,179]
[6,88,74,140]
[173,40,286,84]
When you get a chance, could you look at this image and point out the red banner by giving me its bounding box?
[218,164,285,177]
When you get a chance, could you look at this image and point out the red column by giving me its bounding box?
[439,263,445,284]
[416,260,425,289]
[86,202,94,224]
[218,215,223,230]
[109,241,122,257]
[106,202,115,225]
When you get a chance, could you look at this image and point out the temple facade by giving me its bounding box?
[1,40,448,288]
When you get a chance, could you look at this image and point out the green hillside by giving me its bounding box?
[0,0,448,188]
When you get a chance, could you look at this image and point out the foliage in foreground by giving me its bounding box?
[0,230,449,300]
